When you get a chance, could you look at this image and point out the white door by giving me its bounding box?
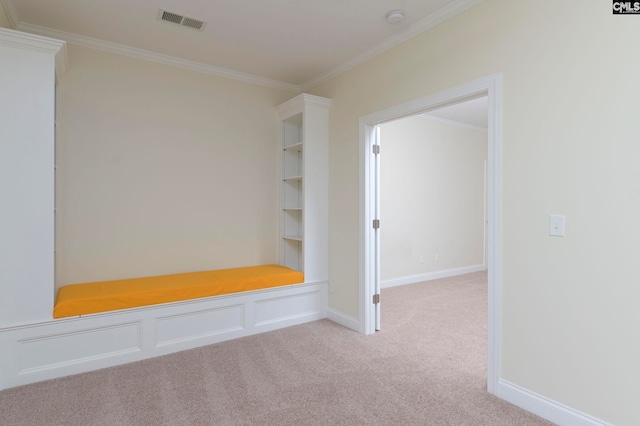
[374,126,381,331]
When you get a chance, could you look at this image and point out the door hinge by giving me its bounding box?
[372,219,380,229]
[373,294,380,304]
[372,144,380,155]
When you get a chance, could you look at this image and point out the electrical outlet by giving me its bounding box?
[435,253,440,262]
[419,255,424,264]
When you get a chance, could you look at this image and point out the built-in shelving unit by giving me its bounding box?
[276,94,331,283]
[0,28,66,328]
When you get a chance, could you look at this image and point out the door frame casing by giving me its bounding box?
[358,74,502,394]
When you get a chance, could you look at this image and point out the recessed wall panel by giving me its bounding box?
[18,322,141,374]
[156,304,244,347]
[254,288,321,326]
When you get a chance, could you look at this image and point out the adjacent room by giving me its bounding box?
[377,96,489,374]
[378,98,488,291]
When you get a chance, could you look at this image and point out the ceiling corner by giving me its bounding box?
[0,0,19,29]
[300,0,485,91]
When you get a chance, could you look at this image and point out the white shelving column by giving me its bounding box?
[0,28,67,327]
[276,94,331,283]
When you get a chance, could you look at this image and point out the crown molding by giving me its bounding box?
[0,27,68,79]
[15,21,301,93]
[276,93,332,119]
[0,26,63,54]
[300,0,484,91]
[4,0,483,93]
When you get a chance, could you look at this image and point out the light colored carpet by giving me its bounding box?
[0,272,553,425]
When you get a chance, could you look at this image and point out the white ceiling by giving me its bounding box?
[1,0,482,90]
[424,96,488,129]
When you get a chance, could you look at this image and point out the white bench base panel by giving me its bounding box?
[0,281,327,390]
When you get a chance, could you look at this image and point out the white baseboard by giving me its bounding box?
[326,308,360,332]
[496,379,613,426]
[381,264,486,289]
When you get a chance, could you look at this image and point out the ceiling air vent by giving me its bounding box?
[159,9,206,31]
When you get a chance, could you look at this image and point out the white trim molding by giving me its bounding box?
[0,27,68,78]
[381,264,486,289]
[2,0,483,93]
[326,308,360,332]
[496,380,613,426]
[359,73,502,394]
[14,22,300,92]
[0,282,328,390]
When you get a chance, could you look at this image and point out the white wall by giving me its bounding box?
[379,116,487,283]
[56,45,294,286]
[309,1,640,424]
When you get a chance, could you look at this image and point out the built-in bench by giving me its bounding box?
[54,264,304,318]
[1,268,326,391]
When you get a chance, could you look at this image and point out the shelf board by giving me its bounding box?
[282,176,302,181]
[283,142,303,151]
[282,235,303,242]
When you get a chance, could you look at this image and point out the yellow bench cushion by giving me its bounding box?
[54,264,304,319]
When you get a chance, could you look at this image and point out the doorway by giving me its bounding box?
[358,75,502,394]
[378,97,488,289]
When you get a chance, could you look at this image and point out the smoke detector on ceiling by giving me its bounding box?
[158,9,207,31]
[385,10,405,24]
